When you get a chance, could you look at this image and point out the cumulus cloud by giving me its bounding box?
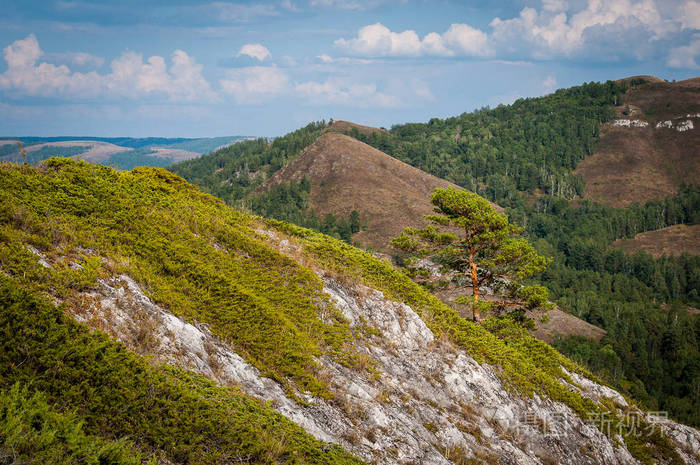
[295,77,400,107]
[0,34,217,102]
[542,75,557,92]
[220,66,290,103]
[335,0,693,61]
[238,43,272,61]
[489,0,672,58]
[48,51,105,68]
[335,22,490,57]
[667,35,700,68]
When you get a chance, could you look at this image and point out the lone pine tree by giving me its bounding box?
[392,187,552,321]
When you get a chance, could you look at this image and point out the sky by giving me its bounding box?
[1,0,699,138]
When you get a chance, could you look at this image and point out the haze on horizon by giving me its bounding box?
[1,0,699,138]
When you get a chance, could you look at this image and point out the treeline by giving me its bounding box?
[170,121,327,205]
[248,178,363,243]
[349,81,628,203]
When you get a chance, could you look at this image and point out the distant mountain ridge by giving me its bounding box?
[0,135,252,169]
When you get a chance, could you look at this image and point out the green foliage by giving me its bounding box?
[0,159,355,399]
[0,274,363,465]
[267,217,684,463]
[0,383,147,465]
[522,187,700,426]
[392,187,551,320]
[249,178,362,243]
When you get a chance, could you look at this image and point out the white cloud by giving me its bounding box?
[667,35,700,68]
[442,24,491,56]
[0,34,217,102]
[334,0,691,61]
[48,51,105,68]
[490,0,672,58]
[335,22,486,57]
[542,75,557,92]
[295,77,400,107]
[680,0,700,29]
[220,66,290,103]
[542,0,568,12]
[238,43,272,61]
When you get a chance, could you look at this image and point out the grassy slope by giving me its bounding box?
[574,79,699,207]
[0,274,361,464]
[0,159,682,463]
[611,224,700,257]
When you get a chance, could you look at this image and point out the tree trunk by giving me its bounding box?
[470,260,480,321]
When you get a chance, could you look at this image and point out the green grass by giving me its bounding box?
[0,159,355,399]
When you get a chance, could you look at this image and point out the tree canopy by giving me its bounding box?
[392,187,552,321]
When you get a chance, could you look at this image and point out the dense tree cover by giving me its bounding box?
[248,177,363,243]
[392,187,552,321]
[170,121,327,206]
[349,81,626,201]
[104,148,174,170]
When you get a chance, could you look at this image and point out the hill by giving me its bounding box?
[256,132,460,250]
[325,119,389,136]
[0,135,250,169]
[1,158,697,464]
[611,224,700,257]
[574,78,700,207]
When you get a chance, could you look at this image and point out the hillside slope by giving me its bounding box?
[574,78,700,207]
[2,159,698,464]
[611,224,700,257]
[256,132,460,250]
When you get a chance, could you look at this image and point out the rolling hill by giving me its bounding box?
[611,223,700,257]
[255,131,461,250]
[2,158,697,464]
[574,77,700,208]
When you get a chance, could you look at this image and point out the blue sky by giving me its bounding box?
[1,0,698,137]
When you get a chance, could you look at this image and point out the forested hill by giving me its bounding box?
[170,77,700,427]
